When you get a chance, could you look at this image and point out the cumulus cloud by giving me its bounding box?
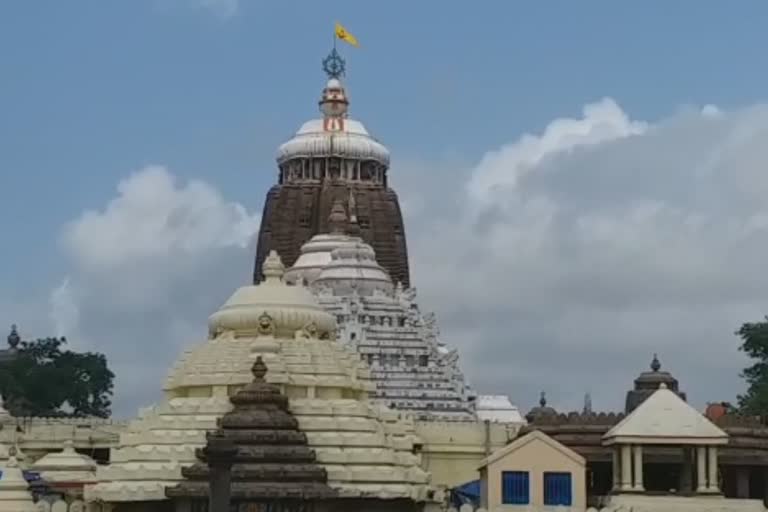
[397,99,768,415]
[21,99,768,421]
[53,166,259,416]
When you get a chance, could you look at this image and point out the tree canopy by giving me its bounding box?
[736,316,768,415]
[0,328,114,418]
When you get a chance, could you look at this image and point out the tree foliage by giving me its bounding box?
[0,334,114,418]
[736,316,768,415]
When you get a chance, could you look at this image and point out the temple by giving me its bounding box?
[283,202,485,422]
[253,50,410,287]
[85,252,432,511]
[6,44,768,512]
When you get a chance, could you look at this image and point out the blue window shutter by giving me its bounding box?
[543,472,572,506]
[501,471,529,504]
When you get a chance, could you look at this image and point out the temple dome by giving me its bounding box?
[208,251,335,339]
[86,250,430,505]
[314,240,393,296]
[283,232,357,285]
[276,78,390,166]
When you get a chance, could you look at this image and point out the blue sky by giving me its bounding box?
[3,1,768,415]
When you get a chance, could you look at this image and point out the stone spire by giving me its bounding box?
[166,357,337,505]
[6,326,19,350]
[651,353,661,372]
[347,189,361,237]
[328,200,348,234]
[525,391,557,423]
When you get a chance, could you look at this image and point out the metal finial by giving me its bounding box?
[539,391,547,408]
[251,356,267,381]
[7,325,19,349]
[651,353,661,372]
[322,48,346,79]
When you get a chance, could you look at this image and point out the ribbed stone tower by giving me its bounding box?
[253,50,410,287]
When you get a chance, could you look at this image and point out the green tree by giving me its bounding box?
[0,330,114,418]
[736,316,768,415]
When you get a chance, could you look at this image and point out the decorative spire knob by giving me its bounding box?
[651,353,661,372]
[251,356,267,381]
[7,325,19,349]
[262,251,285,281]
[328,200,348,234]
[539,391,547,408]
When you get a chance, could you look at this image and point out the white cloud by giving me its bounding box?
[14,99,768,421]
[51,166,259,416]
[398,100,768,415]
[466,98,647,209]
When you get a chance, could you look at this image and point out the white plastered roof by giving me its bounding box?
[603,385,728,446]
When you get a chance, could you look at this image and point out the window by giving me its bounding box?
[543,472,572,506]
[501,471,529,505]
[418,355,429,367]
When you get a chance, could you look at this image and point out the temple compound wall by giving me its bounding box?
[415,421,521,489]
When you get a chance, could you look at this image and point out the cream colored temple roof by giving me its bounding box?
[603,384,728,446]
[85,251,430,504]
[31,440,97,483]
[0,457,36,512]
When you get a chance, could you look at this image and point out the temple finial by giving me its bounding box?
[322,48,346,79]
[539,391,547,408]
[7,325,19,349]
[251,356,267,381]
[651,353,661,372]
[262,251,285,281]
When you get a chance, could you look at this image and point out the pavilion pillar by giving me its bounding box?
[632,445,644,491]
[611,446,620,492]
[707,446,719,492]
[696,446,707,493]
[620,444,632,491]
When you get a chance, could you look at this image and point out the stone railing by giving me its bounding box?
[528,411,625,426]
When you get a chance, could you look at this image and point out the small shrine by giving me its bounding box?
[0,456,36,512]
[31,440,97,498]
[165,356,337,511]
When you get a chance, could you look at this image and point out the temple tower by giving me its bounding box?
[253,49,410,287]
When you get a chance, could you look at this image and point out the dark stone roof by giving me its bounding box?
[253,182,410,288]
[525,392,558,423]
[625,354,686,413]
[165,357,337,502]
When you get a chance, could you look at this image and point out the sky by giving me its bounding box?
[2,1,768,417]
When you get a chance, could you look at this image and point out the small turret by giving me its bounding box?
[625,354,686,413]
[6,326,19,350]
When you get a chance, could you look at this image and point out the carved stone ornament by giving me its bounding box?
[256,312,275,336]
[302,322,319,339]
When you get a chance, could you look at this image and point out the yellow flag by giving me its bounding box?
[335,22,359,47]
